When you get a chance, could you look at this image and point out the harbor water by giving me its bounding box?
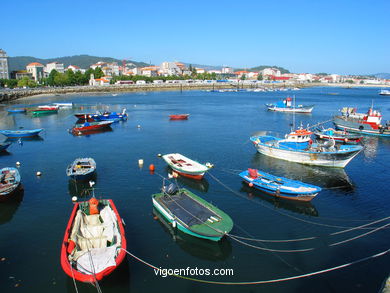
[0,87,389,292]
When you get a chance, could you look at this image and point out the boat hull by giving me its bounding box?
[0,167,22,202]
[169,114,189,120]
[333,116,390,137]
[162,153,208,180]
[72,121,113,135]
[0,129,43,138]
[0,142,11,152]
[60,199,127,283]
[267,106,313,113]
[251,137,362,168]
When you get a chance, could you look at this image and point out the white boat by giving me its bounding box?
[379,90,390,96]
[53,102,74,108]
[162,153,210,180]
[266,97,313,113]
[250,128,363,168]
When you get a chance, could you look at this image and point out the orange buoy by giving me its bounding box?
[249,182,254,187]
[149,164,155,172]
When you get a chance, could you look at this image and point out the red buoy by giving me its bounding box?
[149,164,155,172]
[249,182,254,187]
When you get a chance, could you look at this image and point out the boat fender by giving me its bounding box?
[344,138,348,142]
[67,239,76,254]
[249,182,254,187]
[172,220,177,228]
[309,139,313,145]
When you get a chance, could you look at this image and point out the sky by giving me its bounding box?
[2,0,390,75]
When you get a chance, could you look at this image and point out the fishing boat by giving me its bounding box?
[266,97,313,113]
[0,128,43,138]
[53,102,73,108]
[239,168,321,202]
[0,167,21,202]
[379,90,390,96]
[0,142,11,152]
[75,109,127,122]
[162,153,210,180]
[66,158,96,180]
[250,127,363,167]
[28,105,59,115]
[333,107,390,137]
[60,198,127,283]
[313,127,362,144]
[169,114,189,120]
[6,108,26,113]
[71,120,113,136]
[152,182,233,241]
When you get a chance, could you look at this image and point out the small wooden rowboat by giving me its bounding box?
[239,168,321,202]
[71,121,113,135]
[66,158,96,180]
[61,198,127,283]
[169,114,189,120]
[0,167,21,202]
[162,153,210,180]
[152,183,233,241]
[0,128,43,138]
[7,108,26,113]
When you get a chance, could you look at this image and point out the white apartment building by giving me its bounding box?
[0,49,9,79]
[45,62,64,74]
[160,62,182,76]
[26,62,44,81]
[67,65,85,73]
[222,67,233,74]
[261,68,281,77]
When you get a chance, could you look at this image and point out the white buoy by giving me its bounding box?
[138,159,144,167]
[16,161,21,166]
[36,171,42,176]
[172,220,177,228]
[157,153,162,157]
[205,162,214,168]
[137,125,141,128]
[71,196,78,202]
[168,173,173,179]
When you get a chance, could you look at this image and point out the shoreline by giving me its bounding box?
[1,82,388,102]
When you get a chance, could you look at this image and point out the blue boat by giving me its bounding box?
[239,168,321,201]
[0,128,43,138]
[0,167,21,202]
[66,158,96,180]
[250,127,363,167]
[75,109,127,122]
[7,108,26,113]
[0,142,11,152]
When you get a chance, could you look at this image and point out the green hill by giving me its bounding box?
[235,65,290,74]
[8,55,150,72]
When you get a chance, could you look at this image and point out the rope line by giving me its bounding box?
[121,248,390,285]
[208,171,389,230]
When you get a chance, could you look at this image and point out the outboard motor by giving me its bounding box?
[163,183,179,195]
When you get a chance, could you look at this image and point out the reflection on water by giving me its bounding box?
[67,174,97,198]
[251,153,354,192]
[0,188,24,225]
[240,184,319,217]
[6,136,44,143]
[153,208,232,261]
[165,167,209,193]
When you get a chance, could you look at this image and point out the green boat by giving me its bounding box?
[152,184,233,241]
[31,109,58,116]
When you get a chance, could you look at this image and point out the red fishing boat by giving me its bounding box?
[61,199,127,283]
[169,114,189,120]
[71,120,113,135]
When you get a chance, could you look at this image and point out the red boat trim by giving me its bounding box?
[60,199,127,283]
[172,170,204,180]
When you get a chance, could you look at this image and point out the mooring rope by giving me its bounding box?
[70,262,79,293]
[207,171,389,230]
[121,247,390,285]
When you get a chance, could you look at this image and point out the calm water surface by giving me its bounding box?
[0,87,389,293]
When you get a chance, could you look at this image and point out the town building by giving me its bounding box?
[0,49,9,79]
[26,62,44,81]
[160,62,183,76]
[67,65,85,73]
[261,68,281,77]
[140,66,159,77]
[10,70,33,79]
[45,62,65,74]
[89,74,111,86]
[222,67,233,74]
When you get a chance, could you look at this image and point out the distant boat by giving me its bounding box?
[152,182,233,241]
[313,127,362,144]
[0,128,43,138]
[250,127,363,167]
[6,108,26,113]
[71,120,113,135]
[333,107,390,137]
[53,102,73,108]
[0,142,11,152]
[66,158,96,180]
[60,198,127,283]
[0,167,21,202]
[28,106,59,115]
[379,90,390,96]
[239,168,321,202]
[75,109,127,122]
[162,153,210,180]
[169,114,189,120]
[266,97,313,113]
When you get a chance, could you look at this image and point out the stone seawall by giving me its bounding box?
[0,82,303,102]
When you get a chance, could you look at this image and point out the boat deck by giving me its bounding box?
[156,191,218,227]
